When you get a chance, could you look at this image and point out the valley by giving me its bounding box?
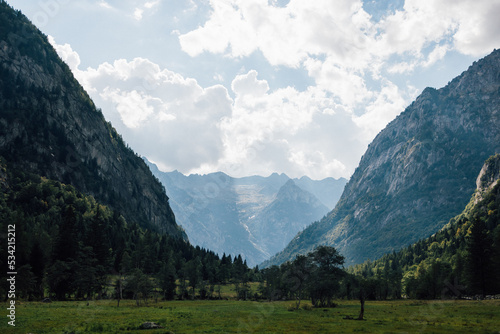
[1,1,500,333]
[146,161,346,266]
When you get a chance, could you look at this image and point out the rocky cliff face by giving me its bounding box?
[475,154,500,203]
[0,2,183,237]
[264,49,500,267]
[246,179,329,260]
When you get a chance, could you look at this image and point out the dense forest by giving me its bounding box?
[349,154,500,299]
[1,155,499,306]
[259,155,500,306]
[0,157,256,303]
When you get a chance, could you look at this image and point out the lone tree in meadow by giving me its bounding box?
[307,246,346,308]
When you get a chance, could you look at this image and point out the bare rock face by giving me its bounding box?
[265,49,500,267]
[147,162,345,266]
[0,3,184,238]
[475,154,500,203]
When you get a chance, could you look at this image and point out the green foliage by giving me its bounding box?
[0,158,254,301]
[1,299,500,333]
[260,246,346,307]
[349,155,500,299]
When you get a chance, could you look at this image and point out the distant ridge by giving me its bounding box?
[146,160,346,266]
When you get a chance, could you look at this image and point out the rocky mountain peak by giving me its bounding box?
[264,49,500,267]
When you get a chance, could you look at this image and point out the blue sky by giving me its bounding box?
[12,0,500,179]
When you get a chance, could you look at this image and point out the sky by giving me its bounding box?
[12,0,500,180]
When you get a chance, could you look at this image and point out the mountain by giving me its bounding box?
[350,154,500,298]
[246,179,329,259]
[0,2,183,238]
[264,49,500,267]
[294,176,346,209]
[146,160,346,266]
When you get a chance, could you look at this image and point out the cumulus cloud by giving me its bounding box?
[47,35,412,180]
[210,71,363,179]
[48,36,81,70]
[179,0,500,72]
[179,0,372,69]
[46,0,500,180]
[50,37,232,173]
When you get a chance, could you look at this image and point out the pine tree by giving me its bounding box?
[465,217,494,296]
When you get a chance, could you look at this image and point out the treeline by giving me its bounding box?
[262,161,500,305]
[349,167,500,299]
[2,154,499,305]
[259,246,346,308]
[0,158,256,302]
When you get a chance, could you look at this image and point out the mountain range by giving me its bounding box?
[146,161,346,266]
[2,0,499,279]
[264,49,500,267]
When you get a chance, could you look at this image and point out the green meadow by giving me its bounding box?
[2,299,499,333]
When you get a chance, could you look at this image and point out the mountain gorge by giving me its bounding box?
[0,2,183,238]
[146,161,346,266]
[265,49,500,267]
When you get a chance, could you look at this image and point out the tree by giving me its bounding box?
[184,257,202,299]
[465,217,494,296]
[126,268,153,306]
[158,257,177,300]
[74,246,99,300]
[53,205,78,262]
[29,239,46,299]
[86,205,110,269]
[47,260,77,300]
[287,255,313,309]
[307,246,345,307]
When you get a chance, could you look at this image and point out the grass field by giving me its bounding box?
[1,299,499,333]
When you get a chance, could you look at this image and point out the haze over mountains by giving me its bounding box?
[146,160,346,266]
[264,49,500,267]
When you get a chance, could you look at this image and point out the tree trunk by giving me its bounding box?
[295,297,300,310]
[357,296,365,320]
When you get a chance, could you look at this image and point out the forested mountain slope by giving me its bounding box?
[0,1,182,237]
[350,154,500,298]
[0,158,255,300]
[264,49,500,267]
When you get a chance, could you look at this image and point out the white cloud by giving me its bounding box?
[50,39,233,172]
[145,1,161,9]
[133,8,143,20]
[98,1,112,10]
[231,70,269,97]
[44,0,500,180]
[48,36,81,70]
[179,0,373,69]
[49,35,406,180]
[353,80,414,141]
[179,0,500,73]
[303,58,373,109]
[211,71,361,179]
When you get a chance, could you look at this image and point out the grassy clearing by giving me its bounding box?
[1,299,499,333]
